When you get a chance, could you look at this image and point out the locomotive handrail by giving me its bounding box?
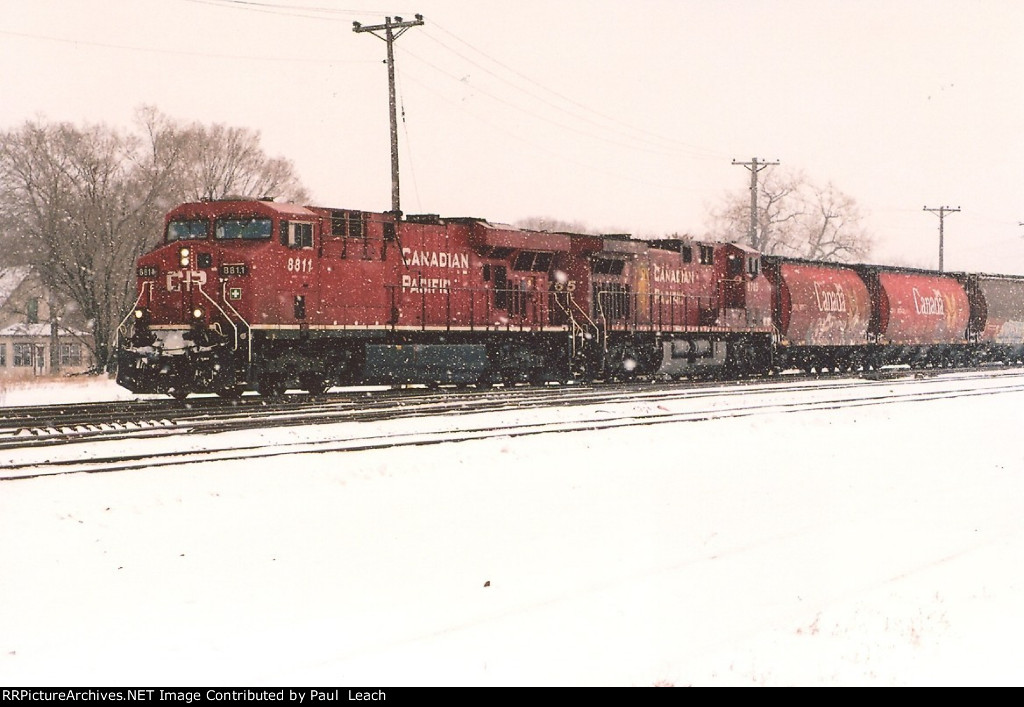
[220,281,254,363]
[567,291,602,358]
[196,283,239,353]
[383,283,563,332]
[567,291,598,330]
[116,280,154,339]
[550,287,589,360]
[597,289,718,333]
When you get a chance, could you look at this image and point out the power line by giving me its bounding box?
[427,20,729,162]
[0,28,369,65]
[395,68,687,195]
[176,3,730,161]
[396,49,690,159]
[180,0,372,19]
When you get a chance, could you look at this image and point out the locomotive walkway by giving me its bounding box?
[2,368,1023,480]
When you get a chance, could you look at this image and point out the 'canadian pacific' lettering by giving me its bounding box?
[166,269,207,292]
[401,274,451,294]
[653,264,696,285]
[401,248,469,269]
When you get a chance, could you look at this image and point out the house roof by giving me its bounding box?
[0,322,91,338]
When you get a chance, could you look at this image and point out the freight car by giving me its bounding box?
[116,198,773,398]
[964,273,1024,363]
[763,256,1024,373]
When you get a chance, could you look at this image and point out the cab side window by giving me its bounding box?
[699,245,714,265]
[280,221,314,249]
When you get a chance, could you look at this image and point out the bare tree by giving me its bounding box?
[706,168,873,262]
[0,108,310,371]
[175,121,310,203]
[0,120,173,370]
[514,216,598,234]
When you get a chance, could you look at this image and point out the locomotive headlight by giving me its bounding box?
[179,247,191,268]
[191,307,204,320]
[133,308,145,320]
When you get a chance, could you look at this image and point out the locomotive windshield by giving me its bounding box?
[215,217,273,240]
[167,219,208,241]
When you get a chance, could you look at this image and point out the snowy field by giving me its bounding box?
[1,374,1024,686]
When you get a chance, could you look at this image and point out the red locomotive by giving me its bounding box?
[116,198,1024,398]
[116,198,772,397]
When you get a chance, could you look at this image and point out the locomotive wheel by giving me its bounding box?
[169,388,189,401]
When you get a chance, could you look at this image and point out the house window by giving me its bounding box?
[26,298,39,324]
[60,343,83,367]
[13,343,34,367]
[0,343,6,367]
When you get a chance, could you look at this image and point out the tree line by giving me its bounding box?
[704,167,873,263]
[0,107,309,372]
[518,170,873,263]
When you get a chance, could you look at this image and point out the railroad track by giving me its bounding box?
[0,362,1000,439]
[0,370,933,451]
[3,367,1023,481]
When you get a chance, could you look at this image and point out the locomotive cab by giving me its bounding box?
[117,198,323,398]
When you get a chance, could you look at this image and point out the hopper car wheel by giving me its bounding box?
[258,375,286,397]
[169,388,189,401]
[300,375,330,395]
[218,386,244,399]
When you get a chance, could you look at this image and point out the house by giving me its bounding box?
[0,266,94,380]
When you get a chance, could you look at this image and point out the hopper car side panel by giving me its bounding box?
[973,275,1024,345]
[873,272,970,345]
[769,262,871,346]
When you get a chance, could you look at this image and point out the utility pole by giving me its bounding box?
[732,157,779,249]
[923,205,960,272]
[353,14,425,215]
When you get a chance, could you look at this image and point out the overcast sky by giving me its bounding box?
[3,0,1023,273]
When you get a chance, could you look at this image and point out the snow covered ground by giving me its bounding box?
[1,373,1023,686]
